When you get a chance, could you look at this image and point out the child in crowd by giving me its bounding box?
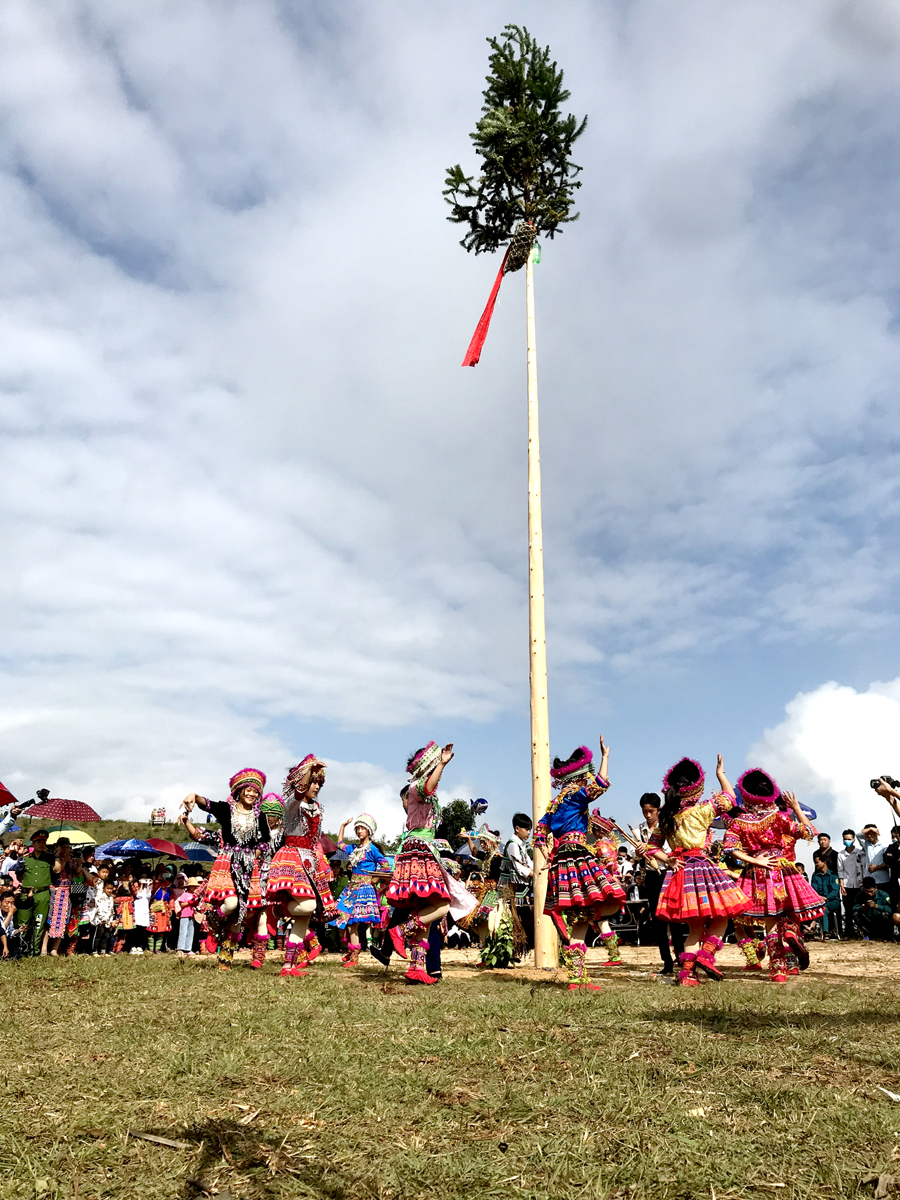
[174,878,200,957]
[148,874,171,953]
[131,876,151,954]
[92,881,117,955]
[0,891,20,959]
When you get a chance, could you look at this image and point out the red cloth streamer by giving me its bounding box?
[461,246,512,367]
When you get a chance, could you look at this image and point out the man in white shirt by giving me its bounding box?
[859,825,890,887]
[838,829,867,938]
[500,813,534,903]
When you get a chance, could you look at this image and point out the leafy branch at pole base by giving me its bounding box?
[444,24,587,254]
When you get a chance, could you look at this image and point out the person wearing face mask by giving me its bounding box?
[837,829,866,938]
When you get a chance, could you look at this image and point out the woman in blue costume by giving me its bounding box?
[533,738,626,990]
[331,813,390,967]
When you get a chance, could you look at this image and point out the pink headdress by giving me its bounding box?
[736,768,780,807]
[662,757,705,801]
[283,755,325,800]
[550,746,594,787]
[229,767,266,796]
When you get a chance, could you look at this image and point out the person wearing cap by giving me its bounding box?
[331,813,390,967]
[11,830,55,956]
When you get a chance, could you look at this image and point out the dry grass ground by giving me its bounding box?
[2,940,900,1200]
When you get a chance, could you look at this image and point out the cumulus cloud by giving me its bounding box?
[750,678,900,835]
[2,1,900,814]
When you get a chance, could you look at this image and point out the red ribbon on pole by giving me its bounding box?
[461,246,512,367]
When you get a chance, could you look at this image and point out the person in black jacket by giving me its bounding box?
[637,793,685,976]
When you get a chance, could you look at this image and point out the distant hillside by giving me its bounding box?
[5,817,216,847]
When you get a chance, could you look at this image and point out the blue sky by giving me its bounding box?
[4,0,900,850]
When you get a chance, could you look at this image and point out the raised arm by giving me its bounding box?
[598,735,610,780]
[716,754,735,799]
[783,790,815,837]
[424,744,454,795]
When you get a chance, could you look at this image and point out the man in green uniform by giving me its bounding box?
[14,829,55,956]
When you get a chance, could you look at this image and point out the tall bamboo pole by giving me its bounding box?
[526,250,557,969]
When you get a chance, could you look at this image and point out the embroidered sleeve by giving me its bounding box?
[533,815,552,855]
[709,791,737,818]
[721,822,741,854]
[646,825,666,855]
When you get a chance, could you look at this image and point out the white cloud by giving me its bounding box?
[750,678,900,836]
[3,2,900,810]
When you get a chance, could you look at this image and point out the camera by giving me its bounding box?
[870,776,900,790]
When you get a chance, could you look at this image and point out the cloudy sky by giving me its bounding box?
[3,0,900,845]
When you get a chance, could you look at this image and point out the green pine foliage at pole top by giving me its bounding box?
[444,24,587,254]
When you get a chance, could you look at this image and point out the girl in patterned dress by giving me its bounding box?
[267,756,333,978]
[639,756,751,986]
[533,738,626,990]
[722,769,824,983]
[385,742,476,985]
[331,814,390,966]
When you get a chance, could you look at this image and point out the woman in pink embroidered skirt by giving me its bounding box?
[722,769,824,983]
[385,741,476,986]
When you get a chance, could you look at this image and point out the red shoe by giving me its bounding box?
[280,965,308,978]
[770,973,787,983]
[600,959,625,967]
[742,962,764,971]
[389,927,410,960]
[403,968,439,985]
[784,930,809,970]
[568,981,603,991]
[550,911,571,944]
[305,936,323,965]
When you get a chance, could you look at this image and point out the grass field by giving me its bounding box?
[2,942,899,1200]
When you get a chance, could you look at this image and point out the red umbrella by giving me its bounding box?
[0,780,19,807]
[28,798,101,823]
[320,833,338,856]
[146,838,188,860]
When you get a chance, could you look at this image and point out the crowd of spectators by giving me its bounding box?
[0,827,210,960]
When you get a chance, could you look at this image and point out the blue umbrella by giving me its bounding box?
[95,838,157,858]
[181,840,216,863]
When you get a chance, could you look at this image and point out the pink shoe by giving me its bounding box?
[403,967,439,985]
[567,981,603,992]
[389,926,410,960]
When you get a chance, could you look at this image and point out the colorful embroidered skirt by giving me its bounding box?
[544,841,625,919]
[47,884,71,938]
[206,852,267,909]
[331,874,383,927]
[656,857,751,922]
[266,844,317,903]
[386,837,450,908]
[148,905,171,934]
[738,866,826,922]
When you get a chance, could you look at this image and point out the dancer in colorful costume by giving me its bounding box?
[385,741,476,985]
[182,768,273,970]
[457,826,503,937]
[641,756,751,986]
[332,813,390,966]
[722,769,823,983]
[267,756,336,978]
[533,739,626,991]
